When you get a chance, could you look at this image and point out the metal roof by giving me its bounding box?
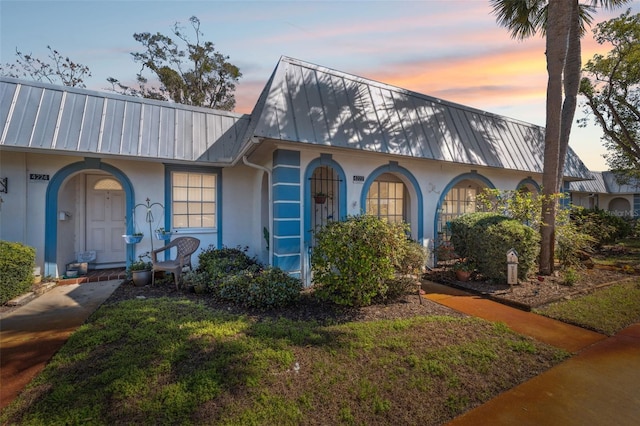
[251,56,591,179]
[569,172,608,193]
[570,171,640,194]
[0,77,250,164]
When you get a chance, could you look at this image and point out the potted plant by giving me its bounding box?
[154,227,171,240]
[453,259,475,282]
[128,252,152,286]
[314,191,328,204]
[123,232,143,244]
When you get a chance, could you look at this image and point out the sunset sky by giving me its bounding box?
[2,0,639,171]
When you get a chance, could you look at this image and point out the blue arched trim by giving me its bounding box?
[303,154,347,250]
[359,161,424,241]
[45,159,134,276]
[433,172,495,239]
[516,177,541,192]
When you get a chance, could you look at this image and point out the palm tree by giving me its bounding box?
[490,0,632,275]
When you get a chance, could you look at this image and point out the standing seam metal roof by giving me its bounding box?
[0,77,250,164]
[250,56,591,179]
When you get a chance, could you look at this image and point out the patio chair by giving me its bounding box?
[151,236,200,290]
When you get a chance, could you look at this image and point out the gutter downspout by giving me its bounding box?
[242,156,273,266]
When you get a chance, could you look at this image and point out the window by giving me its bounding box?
[93,178,122,191]
[171,171,216,229]
[366,174,405,223]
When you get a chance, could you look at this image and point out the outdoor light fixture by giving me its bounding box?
[0,177,7,193]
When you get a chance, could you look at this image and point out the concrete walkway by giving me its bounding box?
[0,280,121,409]
[422,281,640,426]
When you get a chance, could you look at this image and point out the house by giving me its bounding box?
[1,56,617,284]
[570,171,640,218]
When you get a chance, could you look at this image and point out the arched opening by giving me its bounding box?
[609,197,631,217]
[434,173,494,262]
[45,160,134,276]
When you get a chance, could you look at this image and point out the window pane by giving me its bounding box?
[368,183,378,198]
[188,173,202,187]
[189,215,202,228]
[173,172,188,187]
[202,174,215,187]
[202,188,216,202]
[189,202,202,214]
[202,214,215,228]
[202,202,215,214]
[188,187,202,201]
[174,202,188,214]
[380,182,389,198]
[173,215,188,228]
[173,187,188,201]
[396,199,404,215]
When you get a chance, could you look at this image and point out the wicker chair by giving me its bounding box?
[151,236,200,290]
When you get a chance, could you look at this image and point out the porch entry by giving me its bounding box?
[309,165,341,235]
[85,174,126,267]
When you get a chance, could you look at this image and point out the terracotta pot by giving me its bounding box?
[455,270,471,282]
[314,195,327,204]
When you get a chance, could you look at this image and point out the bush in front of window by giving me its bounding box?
[449,212,539,283]
[0,240,36,305]
[311,214,417,307]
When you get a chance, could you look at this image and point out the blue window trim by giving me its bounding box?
[360,161,424,241]
[45,158,134,276]
[164,164,222,248]
[303,155,347,249]
[516,177,541,192]
[433,172,495,239]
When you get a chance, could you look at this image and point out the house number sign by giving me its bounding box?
[29,173,50,181]
[353,175,364,184]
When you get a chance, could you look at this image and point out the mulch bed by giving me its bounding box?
[425,265,638,311]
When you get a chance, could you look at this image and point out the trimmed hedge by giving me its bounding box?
[0,240,36,304]
[449,213,539,283]
[311,215,426,307]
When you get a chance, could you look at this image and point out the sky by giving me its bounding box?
[2,0,639,171]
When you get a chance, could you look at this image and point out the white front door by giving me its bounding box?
[86,174,126,267]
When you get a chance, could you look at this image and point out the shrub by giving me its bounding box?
[216,267,302,310]
[198,245,260,282]
[570,207,632,248]
[311,215,417,307]
[555,210,596,267]
[0,241,36,304]
[449,213,539,282]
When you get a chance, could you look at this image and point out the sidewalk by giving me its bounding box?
[0,280,121,409]
[422,281,640,426]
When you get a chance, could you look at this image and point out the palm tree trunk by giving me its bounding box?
[557,0,582,189]
[540,0,572,275]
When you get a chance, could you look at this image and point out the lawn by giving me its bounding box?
[535,279,640,335]
[1,297,567,426]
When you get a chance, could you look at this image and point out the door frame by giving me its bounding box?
[45,158,134,277]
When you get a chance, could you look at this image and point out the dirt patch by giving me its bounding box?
[425,265,638,310]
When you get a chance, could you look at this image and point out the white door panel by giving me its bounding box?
[86,175,125,265]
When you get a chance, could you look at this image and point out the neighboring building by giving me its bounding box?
[570,171,640,218]
[1,56,615,284]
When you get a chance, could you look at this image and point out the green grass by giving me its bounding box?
[535,279,640,335]
[1,298,568,426]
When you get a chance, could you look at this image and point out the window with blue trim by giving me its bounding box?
[366,173,406,223]
[171,171,216,229]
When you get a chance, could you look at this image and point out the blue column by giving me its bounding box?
[272,150,301,277]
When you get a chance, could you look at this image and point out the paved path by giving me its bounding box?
[0,280,121,409]
[422,281,640,426]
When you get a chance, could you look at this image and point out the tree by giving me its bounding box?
[490,0,631,275]
[108,16,241,111]
[579,10,640,178]
[0,45,91,87]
